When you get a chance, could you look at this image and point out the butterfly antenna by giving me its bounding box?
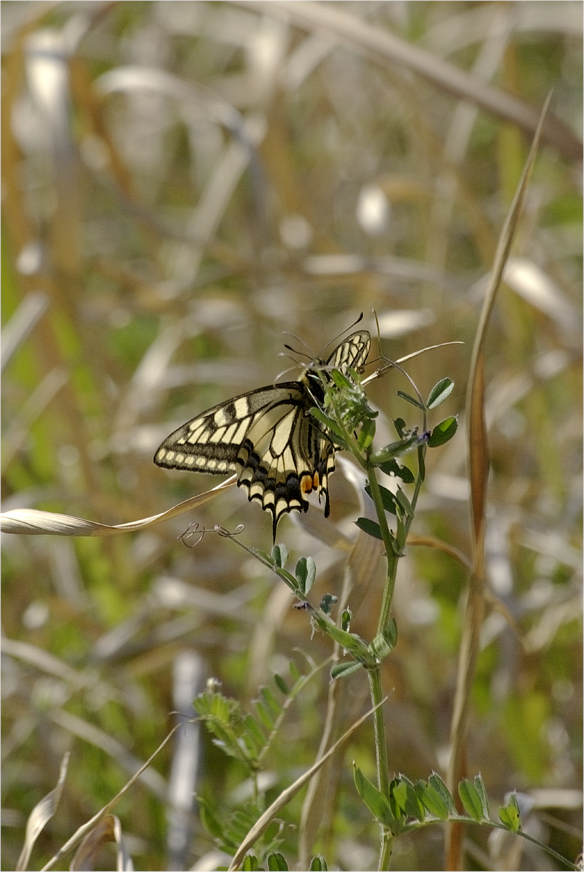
[282,331,314,359]
[282,342,311,361]
[320,311,364,358]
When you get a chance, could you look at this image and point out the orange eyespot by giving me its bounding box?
[301,473,315,496]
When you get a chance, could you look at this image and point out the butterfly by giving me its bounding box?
[154,329,371,540]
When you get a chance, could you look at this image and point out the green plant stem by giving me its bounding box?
[378,829,394,872]
[364,447,426,871]
[363,468,396,869]
[364,467,398,637]
[367,666,389,795]
[328,374,430,870]
[368,447,426,636]
[367,666,393,871]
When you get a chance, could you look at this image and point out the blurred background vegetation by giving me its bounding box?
[1,2,582,870]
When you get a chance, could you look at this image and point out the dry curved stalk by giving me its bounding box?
[0,476,236,536]
[445,94,552,871]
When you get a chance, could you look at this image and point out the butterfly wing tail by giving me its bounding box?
[236,428,335,541]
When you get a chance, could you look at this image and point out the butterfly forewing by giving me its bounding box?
[327,329,370,371]
[154,387,290,473]
[154,329,371,539]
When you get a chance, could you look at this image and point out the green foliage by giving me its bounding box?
[368,620,398,661]
[194,660,318,776]
[294,556,316,596]
[396,390,425,410]
[427,773,458,817]
[365,483,398,515]
[353,764,396,829]
[319,593,338,615]
[418,783,450,821]
[329,660,363,681]
[267,852,289,871]
[238,851,327,870]
[427,416,458,448]
[458,776,490,822]
[427,378,455,409]
[348,768,576,868]
[212,802,265,855]
[355,517,383,540]
[378,460,414,483]
[368,434,421,465]
[498,793,522,833]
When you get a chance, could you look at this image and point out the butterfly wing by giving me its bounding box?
[154,329,371,539]
[326,329,371,371]
[154,382,328,539]
[154,385,299,475]
[236,390,335,539]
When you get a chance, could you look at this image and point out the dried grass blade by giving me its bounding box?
[446,93,552,871]
[16,753,70,872]
[40,726,180,872]
[1,292,49,372]
[466,91,553,556]
[0,476,236,536]
[70,815,132,872]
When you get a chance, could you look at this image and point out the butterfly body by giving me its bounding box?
[154,330,370,539]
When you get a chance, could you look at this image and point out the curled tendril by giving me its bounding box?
[179,522,245,547]
[214,524,245,538]
[180,523,205,547]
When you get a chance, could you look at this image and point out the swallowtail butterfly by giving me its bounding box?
[154,329,371,539]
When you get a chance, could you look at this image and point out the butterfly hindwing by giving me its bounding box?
[154,329,371,539]
[236,388,336,539]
